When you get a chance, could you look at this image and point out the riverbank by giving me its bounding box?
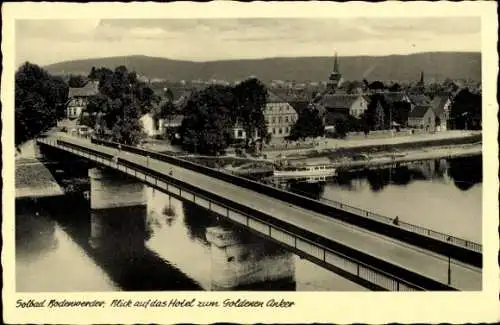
[157,131,482,173]
[329,142,482,171]
[268,131,481,160]
[264,131,482,169]
[16,159,64,199]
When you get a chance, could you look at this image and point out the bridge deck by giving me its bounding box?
[43,135,481,290]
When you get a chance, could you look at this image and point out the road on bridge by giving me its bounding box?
[47,134,482,291]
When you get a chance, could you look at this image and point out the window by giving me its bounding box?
[237,130,243,137]
[285,116,289,123]
[272,117,276,124]
[278,117,282,123]
[278,128,282,134]
[272,128,276,134]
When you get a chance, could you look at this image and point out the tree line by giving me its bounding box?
[14,62,269,154]
[15,62,68,148]
[178,78,267,155]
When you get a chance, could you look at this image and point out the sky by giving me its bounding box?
[15,17,481,67]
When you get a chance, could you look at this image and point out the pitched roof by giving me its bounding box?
[408,94,431,106]
[320,94,360,109]
[409,105,431,118]
[163,114,184,127]
[68,81,99,98]
[383,91,409,103]
[173,91,193,110]
[267,91,286,103]
[430,95,450,116]
[361,95,371,103]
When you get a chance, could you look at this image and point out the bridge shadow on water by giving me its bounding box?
[16,193,203,291]
[17,189,297,291]
[181,201,297,291]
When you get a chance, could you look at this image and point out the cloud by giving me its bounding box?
[15,17,481,66]
[16,19,101,41]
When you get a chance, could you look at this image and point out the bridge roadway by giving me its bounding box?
[42,134,481,290]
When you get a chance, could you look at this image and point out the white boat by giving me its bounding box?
[273,161,337,182]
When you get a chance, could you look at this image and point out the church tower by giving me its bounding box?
[327,52,342,93]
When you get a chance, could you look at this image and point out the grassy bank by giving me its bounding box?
[289,133,482,160]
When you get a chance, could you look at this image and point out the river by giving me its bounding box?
[15,155,481,292]
[288,155,482,243]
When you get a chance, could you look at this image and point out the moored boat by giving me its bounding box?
[273,158,337,181]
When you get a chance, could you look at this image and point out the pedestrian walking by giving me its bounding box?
[393,216,399,226]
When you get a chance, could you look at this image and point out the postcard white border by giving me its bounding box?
[2,1,499,324]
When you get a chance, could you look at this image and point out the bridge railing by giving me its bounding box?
[52,137,482,267]
[49,137,461,291]
[293,194,483,253]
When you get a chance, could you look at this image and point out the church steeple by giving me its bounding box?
[419,71,424,85]
[333,52,340,74]
[327,51,342,93]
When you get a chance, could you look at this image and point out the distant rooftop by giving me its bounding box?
[68,81,99,98]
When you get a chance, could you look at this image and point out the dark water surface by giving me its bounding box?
[289,156,482,243]
[15,156,481,292]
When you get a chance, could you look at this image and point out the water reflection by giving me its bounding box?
[147,194,297,291]
[281,156,482,242]
[448,156,482,191]
[16,165,370,292]
[16,198,59,260]
[286,156,481,198]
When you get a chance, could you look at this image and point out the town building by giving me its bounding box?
[408,93,431,111]
[383,92,411,105]
[66,81,99,119]
[163,114,184,139]
[264,91,298,138]
[317,94,370,122]
[430,95,452,131]
[140,113,163,137]
[408,105,435,130]
[231,120,256,142]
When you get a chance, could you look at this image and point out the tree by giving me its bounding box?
[232,77,268,144]
[179,86,234,155]
[390,100,411,127]
[360,94,380,131]
[449,88,481,130]
[288,108,325,140]
[333,117,348,139]
[388,83,402,92]
[111,103,146,145]
[369,81,385,91]
[68,75,87,88]
[85,65,157,145]
[15,62,68,148]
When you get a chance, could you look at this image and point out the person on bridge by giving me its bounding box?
[393,216,399,226]
[112,143,122,164]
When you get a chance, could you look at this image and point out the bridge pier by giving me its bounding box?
[88,167,148,249]
[206,226,295,290]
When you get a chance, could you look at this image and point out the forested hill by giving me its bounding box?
[44,52,481,83]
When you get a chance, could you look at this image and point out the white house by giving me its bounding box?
[430,95,452,132]
[264,91,298,138]
[140,113,163,137]
[66,81,99,119]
